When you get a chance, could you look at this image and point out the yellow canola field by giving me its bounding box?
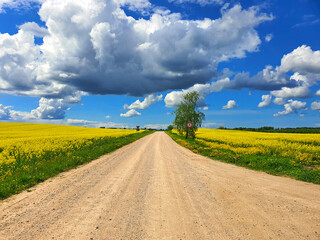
[0,123,139,166]
[174,129,320,167]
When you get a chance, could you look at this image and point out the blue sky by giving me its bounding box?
[0,0,319,129]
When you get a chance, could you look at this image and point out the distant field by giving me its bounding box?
[168,129,320,184]
[0,123,151,199]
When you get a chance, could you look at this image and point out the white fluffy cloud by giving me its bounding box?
[0,1,273,100]
[273,97,285,105]
[120,109,141,117]
[265,33,273,42]
[280,45,320,74]
[271,86,311,99]
[165,77,230,107]
[0,29,41,92]
[30,98,69,119]
[274,100,307,117]
[311,101,320,111]
[226,66,289,91]
[226,45,320,96]
[0,96,74,121]
[0,104,11,120]
[258,94,272,107]
[223,44,320,117]
[124,94,163,110]
[315,90,320,96]
[222,100,237,109]
[264,46,320,105]
[19,22,48,37]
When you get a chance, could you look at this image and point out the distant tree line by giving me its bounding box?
[219,126,320,134]
[99,127,161,131]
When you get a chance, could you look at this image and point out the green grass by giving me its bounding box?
[0,131,153,199]
[166,131,320,184]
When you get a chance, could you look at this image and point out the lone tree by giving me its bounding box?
[167,125,174,131]
[173,91,205,139]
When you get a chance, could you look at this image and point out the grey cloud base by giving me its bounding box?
[2,0,319,120]
[0,0,272,99]
[164,45,320,117]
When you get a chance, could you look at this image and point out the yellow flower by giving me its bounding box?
[190,128,320,167]
[0,123,142,177]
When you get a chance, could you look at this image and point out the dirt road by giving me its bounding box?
[1,132,320,240]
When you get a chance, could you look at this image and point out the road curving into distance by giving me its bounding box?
[1,132,320,239]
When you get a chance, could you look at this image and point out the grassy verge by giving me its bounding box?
[166,131,320,184]
[0,131,153,199]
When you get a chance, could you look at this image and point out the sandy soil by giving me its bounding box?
[1,132,320,240]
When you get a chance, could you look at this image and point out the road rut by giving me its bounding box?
[1,132,320,239]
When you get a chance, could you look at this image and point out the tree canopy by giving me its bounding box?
[167,125,174,131]
[173,91,205,139]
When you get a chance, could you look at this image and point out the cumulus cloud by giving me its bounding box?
[273,100,307,117]
[0,96,74,121]
[30,98,69,119]
[280,45,320,74]
[120,109,141,117]
[226,68,290,91]
[222,100,237,109]
[124,94,163,110]
[19,22,48,37]
[273,97,285,105]
[0,104,11,120]
[311,101,320,111]
[7,1,320,120]
[258,94,272,107]
[105,115,111,119]
[225,45,320,95]
[316,90,320,96]
[165,77,230,107]
[203,106,209,110]
[271,86,311,99]
[0,29,41,93]
[220,44,320,121]
[0,1,273,100]
[2,0,320,123]
[265,33,273,42]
